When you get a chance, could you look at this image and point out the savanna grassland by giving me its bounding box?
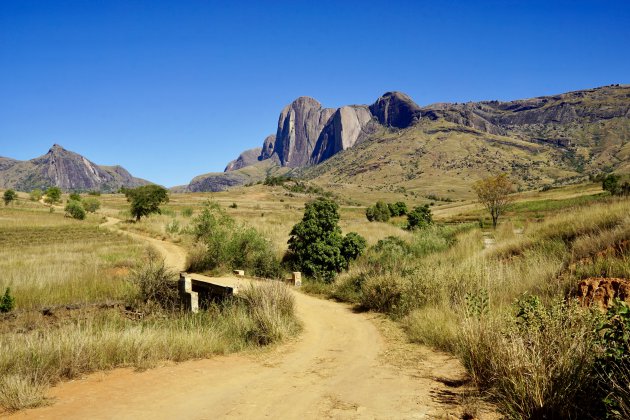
[0,192,299,413]
[1,179,628,418]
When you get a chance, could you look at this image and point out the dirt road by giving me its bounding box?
[12,216,481,419]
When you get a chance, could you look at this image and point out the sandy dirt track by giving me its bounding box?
[10,218,482,419]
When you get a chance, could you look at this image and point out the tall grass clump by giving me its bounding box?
[458,297,601,418]
[238,281,300,345]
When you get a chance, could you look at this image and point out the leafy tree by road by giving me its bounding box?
[65,200,86,220]
[3,189,17,206]
[473,174,514,229]
[287,198,365,282]
[124,185,169,221]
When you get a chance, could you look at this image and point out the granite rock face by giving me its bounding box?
[224,147,263,172]
[259,134,276,160]
[369,91,422,128]
[310,105,376,164]
[273,96,336,168]
[0,144,149,192]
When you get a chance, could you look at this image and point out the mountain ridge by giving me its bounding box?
[0,144,151,192]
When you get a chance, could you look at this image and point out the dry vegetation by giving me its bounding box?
[0,194,300,413]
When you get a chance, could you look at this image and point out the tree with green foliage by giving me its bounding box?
[44,186,62,205]
[341,232,367,268]
[65,200,86,220]
[388,201,408,217]
[82,197,101,213]
[287,198,365,282]
[602,174,621,195]
[0,288,15,313]
[366,200,391,222]
[473,174,514,229]
[407,204,433,230]
[124,185,169,221]
[3,189,17,206]
[30,189,43,202]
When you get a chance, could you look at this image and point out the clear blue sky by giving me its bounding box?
[1,0,629,187]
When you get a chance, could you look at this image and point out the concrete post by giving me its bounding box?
[292,272,302,287]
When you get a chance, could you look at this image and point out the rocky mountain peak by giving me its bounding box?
[369,91,421,128]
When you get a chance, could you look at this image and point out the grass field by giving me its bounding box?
[0,195,300,412]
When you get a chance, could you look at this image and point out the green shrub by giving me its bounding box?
[68,192,82,202]
[190,201,282,278]
[82,197,101,213]
[165,219,180,234]
[360,274,409,314]
[388,201,408,216]
[340,232,367,266]
[3,190,17,206]
[365,201,390,222]
[229,202,238,209]
[407,204,433,230]
[29,189,42,202]
[181,207,194,217]
[64,200,86,220]
[0,288,15,313]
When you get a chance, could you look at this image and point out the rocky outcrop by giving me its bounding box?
[259,134,276,160]
[421,85,630,133]
[225,147,263,172]
[0,144,149,192]
[369,91,422,128]
[577,277,630,310]
[273,97,336,167]
[310,106,376,164]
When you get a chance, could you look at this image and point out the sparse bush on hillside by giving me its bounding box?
[29,189,42,202]
[181,207,193,217]
[64,200,86,220]
[340,232,367,267]
[68,192,82,202]
[82,197,101,213]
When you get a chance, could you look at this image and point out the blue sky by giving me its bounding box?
[1,0,629,187]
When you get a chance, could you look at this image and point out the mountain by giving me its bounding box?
[183,84,630,194]
[225,147,264,172]
[0,144,151,192]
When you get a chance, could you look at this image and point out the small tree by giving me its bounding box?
[3,189,17,206]
[407,204,433,230]
[124,185,169,221]
[287,198,363,282]
[473,174,514,229]
[83,197,101,213]
[0,288,15,313]
[44,186,62,205]
[65,200,86,220]
[602,174,621,195]
[388,201,408,217]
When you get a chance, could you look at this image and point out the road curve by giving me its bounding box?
[12,218,474,419]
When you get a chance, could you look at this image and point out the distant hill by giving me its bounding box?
[0,144,151,192]
[184,85,630,194]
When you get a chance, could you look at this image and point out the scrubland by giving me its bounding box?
[1,182,627,417]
